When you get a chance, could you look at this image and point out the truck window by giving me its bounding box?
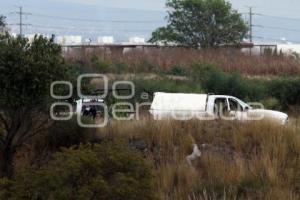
[228,98,242,112]
[214,98,229,117]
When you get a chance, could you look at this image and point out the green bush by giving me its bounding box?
[40,117,95,151]
[0,178,14,199]
[133,78,203,100]
[167,65,189,76]
[190,62,300,109]
[266,77,300,108]
[113,62,128,74]
[1,141,155,200]
[121,61,300,110]
[191,62,267,101]
[137,59,156,73]
[261,97,281,110]
[91,56,111,73]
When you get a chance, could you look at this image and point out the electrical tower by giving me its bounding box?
[12,6,31,36]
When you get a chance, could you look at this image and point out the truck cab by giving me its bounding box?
[206,95,250,117]
[150,93,288,124]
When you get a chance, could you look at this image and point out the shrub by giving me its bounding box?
[133,78,203,100]
[0,178,14,199]
[191,62,267,101]
[113,62,128,74]
[137,59,156,73]
[2,141,155,200]
[40,117,96,151]
[91,55,111,73]
[267,77,300,108]
[167,65,189,76]
[261,97,281,110]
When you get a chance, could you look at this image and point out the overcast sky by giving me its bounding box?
[1,0,300,43]
[51,0,300,16]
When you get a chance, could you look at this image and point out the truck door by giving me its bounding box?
[214,98,229,118]
[228,98,244,119]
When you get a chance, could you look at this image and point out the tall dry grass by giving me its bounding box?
[96,120,300,200]
[65,48,300,76]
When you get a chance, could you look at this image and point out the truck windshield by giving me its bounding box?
[233,98,251,110]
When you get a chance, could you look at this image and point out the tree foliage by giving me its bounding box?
[149,0,248,47]
[0,142,155,200]
[0,15,5,27]
[0,34,68,177]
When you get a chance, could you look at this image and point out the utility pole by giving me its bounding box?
[19,6,22,36]
[249,7,253,43]
[13,6,31,37]
[245,6,254,55]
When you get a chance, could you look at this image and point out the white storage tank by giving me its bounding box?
[97,36,114,44]
[55,35,82,45]
[129,37,145,44]
[65,35,82,45]
[55,35,65,45]
[277,44,300,55]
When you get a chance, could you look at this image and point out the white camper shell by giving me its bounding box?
[150,92,288,124]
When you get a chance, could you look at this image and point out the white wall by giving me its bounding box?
[97,36,114,44]
[55,35,82,45]
[129,37,145,44]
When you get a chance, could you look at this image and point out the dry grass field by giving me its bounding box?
[95,119,300,200]
[65,48,300,76]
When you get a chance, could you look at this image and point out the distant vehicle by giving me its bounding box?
[149,93,288,124]
[76,98,104,118]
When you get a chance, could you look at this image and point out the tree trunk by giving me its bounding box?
[1,146,14,178]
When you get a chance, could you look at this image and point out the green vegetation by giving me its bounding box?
[149,0,248,47]
[107,61,300,110]
[100,120,300,199]
[39,117,96,151]
[0,15,6,28]
[0,141,155,200]
[133,78,203,95]
[0,34,68,177]
[66,48,300,76]
[190,62,266,101]
[1,30,300,200]
[190,63,300,110]
[267,77,300,108]
[1,119,299,200]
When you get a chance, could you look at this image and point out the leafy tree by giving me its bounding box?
[0,142,155,200]
[0,15,5,27]
[0,15,6,34]
[149,0,248,47]
[0,34,68,178]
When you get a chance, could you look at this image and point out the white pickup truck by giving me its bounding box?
[150,93,288,124]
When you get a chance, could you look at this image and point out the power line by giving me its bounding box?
[253,35,300,43]
[245,6,261,43]
[254,25,300,33]
[10,24,154,33]
[247,5,300,15]
[243,7,300,43]
[8,7,300,42]
[259,14,300,22]
[10,6,31,36]
[31,13,164,24]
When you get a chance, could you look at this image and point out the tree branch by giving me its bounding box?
[0,112,9,132]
